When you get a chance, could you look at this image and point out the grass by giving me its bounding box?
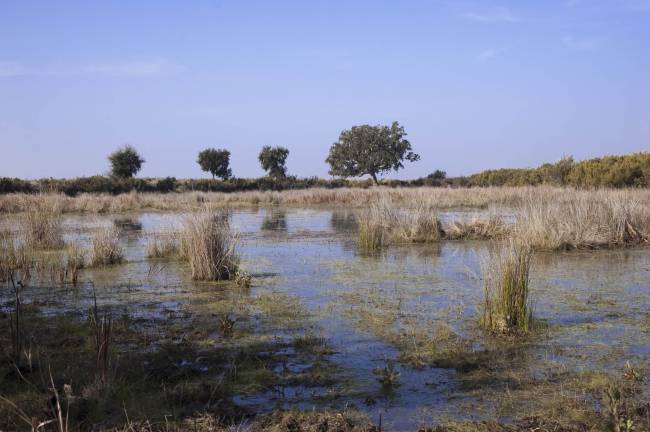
[481,242,534,335]
[145,231,180,259]
[358,198,442,252]
[90,228,124,266]
[21,201,64,249]
[514,194,650,250]
[180,210,239,280]
[2,186,648,214]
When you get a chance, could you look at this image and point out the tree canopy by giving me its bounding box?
[258,146,289,178]
[197,148,232,179]
[326,121,419,184]
[108,145,145,178]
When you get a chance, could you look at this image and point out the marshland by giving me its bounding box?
[1,186,649,431]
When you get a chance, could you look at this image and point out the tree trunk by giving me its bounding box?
[370,172,378,185]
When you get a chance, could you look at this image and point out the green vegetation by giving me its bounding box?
[197,148,232,179]
[326,121,420,184]
[481,242,533,335]
[471,152,650,188]
[258,145,289,179]
[108,145,145,178]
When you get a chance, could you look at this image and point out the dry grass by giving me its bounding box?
[5,186,648,214]
[180,210,239,280]
[21,201,64,249]
[90,228,124,266]
[358,198,442,251]
[514,193,650,250]
[444,215,510,240]
[0,230,32,283]
[145,231,180,259]
[482,241,534,335]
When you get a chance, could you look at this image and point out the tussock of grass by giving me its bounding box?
[180,210,238,280]
[482,242,533,335]
[145,232,179,259]
[358,198,442,251]
[444,216,510,240]
[21,201,64,249]
[91,228,124,266]
[0,230,32,283]
[514,195,650,250]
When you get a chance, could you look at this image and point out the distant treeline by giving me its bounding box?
[1,152,647,195]
[0,175,466,196]
[470,152,650,188]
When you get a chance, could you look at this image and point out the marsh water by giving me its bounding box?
[2,208,650,430]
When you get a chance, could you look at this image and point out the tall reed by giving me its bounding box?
[180,210,239,280]
[357,198,442,252]
[22,201,64,249]
[514,194,650,250]
[90,228,124,266]
[481,242,533,335]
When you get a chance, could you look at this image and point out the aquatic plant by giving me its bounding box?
[218,315,235,337]
[443,215,510,240]
[145,231,179,259]
[90,228,124,266]
[234,270,252,288]
[481,242,533,335]
[514,195,650,250]
[90,290,113,392]
[372,359,400,389]
[180,210,239,281]
[21,201,64,249]
[358,198,442,251]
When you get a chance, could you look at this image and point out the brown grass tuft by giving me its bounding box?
[180,210,239,280]
[90,228,124,266]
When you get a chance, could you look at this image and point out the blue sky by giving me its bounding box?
[1,0,649,180]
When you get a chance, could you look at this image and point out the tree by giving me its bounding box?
[428,170,447,180]
[258,146,289,178]
[197,148,232,179]
[108,145,145,178]
[326,121,420,184]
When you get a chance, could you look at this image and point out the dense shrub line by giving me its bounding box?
[0,175,462,196]
[470,152,650,188]
[1,152,647,195]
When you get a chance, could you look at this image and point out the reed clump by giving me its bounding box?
[90,228,124,266]
[21,201,64,249]
[444,216,510,240]
[481,242,534,336]
[145,231,180,259]
[180,210,239,280]
[514,194,650,250]
[0,231,32,284]
[358,198,442,252]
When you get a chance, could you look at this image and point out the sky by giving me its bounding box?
[1,0,649,180]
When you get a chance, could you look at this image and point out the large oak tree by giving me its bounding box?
[326,121,419,184]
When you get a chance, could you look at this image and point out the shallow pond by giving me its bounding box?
[1,207,649,430]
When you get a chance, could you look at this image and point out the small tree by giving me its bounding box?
[326,121,419,184]
[258,146,289,178]
[197,148,232,179]
[108,145,144,178]
[428,170,447,180]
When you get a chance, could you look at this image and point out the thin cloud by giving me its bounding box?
[0,59,185,78]
[477,47,506,62]
[562,35,599,51]
[463,7,520,23]
[83,60,185,77]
